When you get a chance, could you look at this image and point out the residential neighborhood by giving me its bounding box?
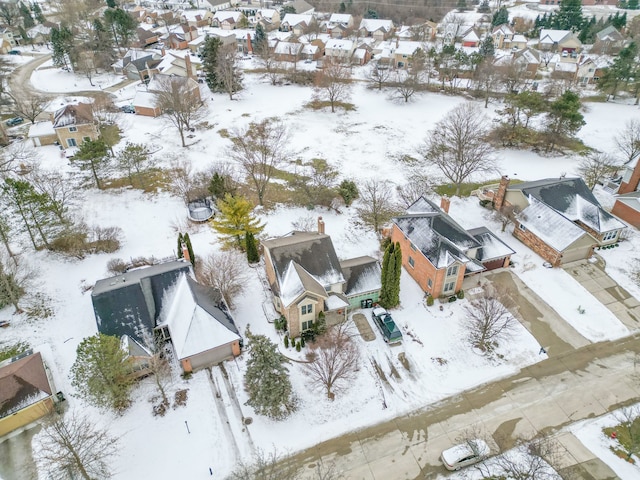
[1,0,640,479]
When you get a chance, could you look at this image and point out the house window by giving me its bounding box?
[410,243,416,251]
[301,304,313,315]
[602,230,617,242]
[443,281,455,293]
[427,278,432,289]
[302,320,313,330]
[519,223,526,231]
[69,126,77,132]
[67,138,77,147]
[446,265,458,277]
[408,256,415,268]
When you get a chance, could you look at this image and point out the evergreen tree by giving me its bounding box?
[106,0,118,7]
[244,330,296,420]
[479,36,495,57]
[72,139,110,189]
[456,0,468,11]
[70,333,134,412]
[201,36,223,92]
[390,242,402,307]
[492,7,509,26]
[210,194,265,250]
[183,232,195,266]
[379,241,401,308]
[339,2,346,12]
[50,26,74,68]
[18,2,34,28]
[598,42,637,99]
[364,8,378,18]
[555,0,584,30]
[245,231,259,263]
[31,2,45,23]
[477,0,490,13]
[628,0,638,10]
[104,7,137,52]
[254,23,266,53]
[177,232,184,259]
[545,90,585,153]
[338,179,359,206]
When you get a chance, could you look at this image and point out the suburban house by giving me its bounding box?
[274,41,303,62]
[112,48,163,81]
[576,55,609,85]
[205,0,234,12]
[593,25,625,55]
[255,8,280,30]
[538,29,582,53]
[618,157,640,195]
[134,27,160,47]
[212,10,246,29]
[326,13,353,37]
[612,192,640,228]
[480,176,626,266]
[157,52,197,77]
[491,24,515,49]
[280,13,315,36]
[359,19,394,40]
[133,73,200,117]
[52,103,99,148]
[0,351,57,437]
[181,9,214,27]
[28,121,58,147]
[0,27,17,53]
[91,260,242,373]
[391,197,514,298]
[262,218,382,338]
[461,29,480,48]
[393,41,422,68]
[324,38,356,62]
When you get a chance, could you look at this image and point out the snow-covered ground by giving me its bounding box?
[1,54,640,480]
[30,59,124,93]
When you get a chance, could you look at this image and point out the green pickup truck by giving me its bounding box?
[371,307,403,344]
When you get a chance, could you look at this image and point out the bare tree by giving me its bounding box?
[396,173,433,208]
[313,58,352,113]
[154,76,204,147]
[196,250,250,308]
[614,406,640,461]
[142,333,174,407]
[353,179,400,237]
[421,102,496,196]
[304,322,359,399]
[9,92,50,124]
[28,167,80,224]
[227,117,289,206]
[475,59,500,108]
[257,42,283,86]
[615,119,640,165]
[391,69,421,103]
[490,203,520,233]
[497,57,529,94]
[224,448,300,480]
[368,62,391,91]
[577,152,621,191]
[464,286,516,354]
[0,2,18,25]
[291,214,317,232]
[540,51,554,68]
[217,43,243,100]
[34,410,119,480]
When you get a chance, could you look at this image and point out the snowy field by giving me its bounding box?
[1,54,640,480]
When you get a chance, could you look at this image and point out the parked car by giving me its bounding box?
[120,105,135,114]
[7,50,20,55]
[441,439,490,471]
[5,117,23,126]
[371,307,402,344]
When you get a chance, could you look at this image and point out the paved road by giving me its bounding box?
[288,335,640,479]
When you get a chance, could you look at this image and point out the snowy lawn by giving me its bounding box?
[31,59,124,93]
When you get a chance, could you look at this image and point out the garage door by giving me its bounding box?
[483,258,506,271]
[189,345,233,371]
[561,246,590,264]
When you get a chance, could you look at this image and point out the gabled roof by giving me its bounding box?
[325,38,354,51]
[340,256,382,297]
[329,13,352,25]
[466,227,515,261]
[280,261,327,307]
[359,19,393,33]
[0,352,52,420]
[274,41,303,54]
[462,29,479,42]
[614,191,640,212]
[53,103,94,129]
[512,178,626,233]
[159,274,240,359]
[596,25,623,42]
[393,197,481,269]
[539,29,573,44]
[213,10,243,22]
[517,196,590,251]
[281,13,313,27]
[492,24,514,36]
[262,231,345,298]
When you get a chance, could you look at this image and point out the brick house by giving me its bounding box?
[52,103,99,149]
[618,156,640,195]
[358,19,394,41]
[391,197,514,298]
[481,176,626,266]
[262,218,381,338]
[611,192,640,228]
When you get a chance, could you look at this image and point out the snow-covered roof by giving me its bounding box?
[159,274,240,360]
[492,24,514,36]
[615,191,640,213]
[517,196,588,251]
[329,13,352,25]
[274,41,303,55]
[0,351,52,420]
[554,61,577,73]
[53,103,94,128]
[281,13,313,27]
[325,294,348,310]
[182,9,209,21]
[133,90,158,109]
[279,261,327,307]
[359,19,393,33]
[258,8,277,17]
[539,29,572,44]
[467,227,515,261]
[512,34,527,43]
[301,44,318,55]
[395,41,421,56]
[325,39,354,51]
[213,10,242,22]
[462,30,479,42]
[340,256,382,297]
[28,121,55,137]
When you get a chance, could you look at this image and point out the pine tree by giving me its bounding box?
[72,139,110,189]
[70,333,134,411]
[18,2,34,28]
[210,194,265,250]
[177,232,184,259]
[245,231,259,263]
[31,2,45,23]
[479,36,495,58]
[379,241,401,308]
[183,232,195,266]
[556,0,584,30]
[491,7,509,26]
[390,242,402,307]
[106,0,118,7]
[244,330,296,420]
[338,179,359,206]
[201,36,223,92]
[456,0,468,11]
[254,23,266,53]
[50,26,74,68]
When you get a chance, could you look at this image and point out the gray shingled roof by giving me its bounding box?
[467,227,515,261]
[340,256,382,297]
[0,352,52,420]
[511,178,626,234]
[393,197,480,269]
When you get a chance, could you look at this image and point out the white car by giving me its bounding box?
[441,439,490,471]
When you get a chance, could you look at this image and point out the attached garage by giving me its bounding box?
[468,227,515,272]
[28,121,58,148]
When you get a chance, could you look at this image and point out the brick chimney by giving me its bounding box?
[494,175,510,210]
[440,195,451,214]
[246,33,253,55]
[184,53,193,79]
[317,216,325,234]
[181,242,190,263]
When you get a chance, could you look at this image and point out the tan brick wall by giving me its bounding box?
[612,201,640,228]
[55,123,99,148]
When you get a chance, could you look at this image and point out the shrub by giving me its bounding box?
[426,295,434,307]
[296,341,301,352]
[479,199,492,208]
[284,335,289,348]
[300,337,305,348]
[274,315,287,331]
[457,290,465,299]
[448,295,457,303]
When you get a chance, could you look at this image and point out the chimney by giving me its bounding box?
[181,242,190,263]
[184,53,193,79]
[440,195,451,214]
[161,46,166,56]
[317,216,325,235]
[247,33,253,55]
[494,175,510,210]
